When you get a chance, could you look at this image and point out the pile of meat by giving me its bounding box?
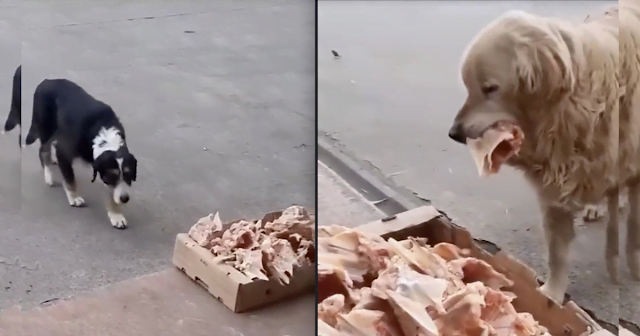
[318,225,551,336]
[187,205,315,285]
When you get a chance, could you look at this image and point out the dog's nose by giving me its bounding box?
[120,194,130,204]
[448,123,467,144]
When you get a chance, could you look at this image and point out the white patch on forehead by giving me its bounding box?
[93,127,124,159]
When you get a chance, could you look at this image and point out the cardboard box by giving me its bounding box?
[354,206,621,336]
[173,210,315,313]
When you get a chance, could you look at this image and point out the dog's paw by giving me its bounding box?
[44,170,55,187]
[538,283,565,304]
[46,181,61,187]
[582,204,606,222]
[108,212,127,229]
[619,193,628,210]
[68,196,86,207]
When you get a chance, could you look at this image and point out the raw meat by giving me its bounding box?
[318,226,552,336]
[187,205,315,285]
[467,121,524,177]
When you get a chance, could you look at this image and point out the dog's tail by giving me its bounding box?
[24,125,38,146]
[3,113,18,132]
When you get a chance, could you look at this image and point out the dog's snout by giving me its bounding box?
[120,194,130,204]
[448,123,467,144]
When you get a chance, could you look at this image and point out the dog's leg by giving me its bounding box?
[105,196,127,229]
[539,205,575,303]
[38,140,57,187]
[627,180,640,279]
[50,140,58,165]
[605,190,620,284]
[619,188,629,210]
[56,152,85,207]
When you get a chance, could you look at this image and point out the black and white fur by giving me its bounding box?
[3,65,21,146]
[25,79,137,229]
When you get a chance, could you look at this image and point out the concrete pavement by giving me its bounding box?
[1,2,315,326]
[318,0,634,325]
[0,1,21,215]
[0,158,370,336]
[318,160,384,227]
[0,269,314,336]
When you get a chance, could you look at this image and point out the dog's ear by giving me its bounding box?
[127,154,137,182]
[92,154,108,183]
[513,22,575,100]
[91,167,99,183]
[131,155,137,182]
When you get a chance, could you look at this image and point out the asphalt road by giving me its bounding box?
[318,0,635,325]
[0,1,315,310]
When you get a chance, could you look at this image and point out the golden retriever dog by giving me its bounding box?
[448,5,640,304]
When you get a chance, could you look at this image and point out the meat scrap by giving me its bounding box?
[467,121,524,177]
[187,205,315,285]
[318,226,552,336]
[188,212,223,249]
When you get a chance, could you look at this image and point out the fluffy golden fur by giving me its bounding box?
[449,6,640,303]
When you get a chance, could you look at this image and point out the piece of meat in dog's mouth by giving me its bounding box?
[466,121,524,177]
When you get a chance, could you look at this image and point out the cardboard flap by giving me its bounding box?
[621,320,640,336]
[620,327,639,336]
[590,330,616,336]
[357,206,441,239]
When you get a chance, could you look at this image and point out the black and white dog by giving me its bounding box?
[3,65,21,145]
[25,78,137,229]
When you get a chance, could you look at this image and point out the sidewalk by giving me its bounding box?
[0,269,314,336]
[317,161,384,227]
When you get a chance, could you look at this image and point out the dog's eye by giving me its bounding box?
[102,174,118,185]
[481,84,499,95]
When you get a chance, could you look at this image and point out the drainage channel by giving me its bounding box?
[317,136,425,218]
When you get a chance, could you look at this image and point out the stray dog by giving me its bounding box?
[25,79,138,229]
[448,7,640,303]
[3,65,21,145]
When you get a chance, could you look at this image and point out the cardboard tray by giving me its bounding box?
[173,210,315,313]
[354,206,625,336]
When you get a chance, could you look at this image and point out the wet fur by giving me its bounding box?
[450,7,640,303]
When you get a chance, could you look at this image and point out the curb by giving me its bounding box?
[317,134,427,217]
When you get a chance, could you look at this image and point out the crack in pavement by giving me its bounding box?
[25,12,203,31]
[25,2,300,31]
